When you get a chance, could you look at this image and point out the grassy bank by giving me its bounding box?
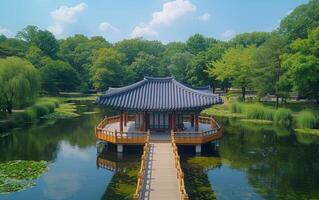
[203,98,319,135]
[0,94,97,134]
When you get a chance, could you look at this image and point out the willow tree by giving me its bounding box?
[0,57,40,113]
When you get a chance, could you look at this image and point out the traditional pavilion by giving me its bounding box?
[95,77,223,153]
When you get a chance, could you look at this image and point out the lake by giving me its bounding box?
[1,102,319,200]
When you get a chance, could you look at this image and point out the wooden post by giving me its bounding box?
[191,114,194,127]
[195,114,199,131]
[120,111,124,132]
[168,113,172,130]
[172,112,176,131]
[124,112,127,126]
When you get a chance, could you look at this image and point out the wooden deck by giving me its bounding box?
[95,115,222,145]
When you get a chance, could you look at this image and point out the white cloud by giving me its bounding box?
[130,0,196,38]
[221,29,236,41]
[198,13,211,21]
[48,3,87,36]
[131,25,158,38]
[99,22,120,33]
[0,26,13,36]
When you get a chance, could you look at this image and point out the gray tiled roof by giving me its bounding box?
[96,77,223,111]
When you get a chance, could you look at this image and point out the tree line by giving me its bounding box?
[0,0,319,113]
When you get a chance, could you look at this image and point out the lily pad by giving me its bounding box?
[0,160,48,194]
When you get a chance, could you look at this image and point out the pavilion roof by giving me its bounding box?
[96,77,222,111]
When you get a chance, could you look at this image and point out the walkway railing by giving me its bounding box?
[171,130,189,200]
[95,115,148,144]
[173,115,222,144]
[133,131,150,200]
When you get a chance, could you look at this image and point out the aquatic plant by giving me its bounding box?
[274,108,293,126]
[230,102,244,113]
[244,104,274,121]
[296,110,318,129]
[0,160,48,194]
[182,157,221,200]
[102,167,138,200]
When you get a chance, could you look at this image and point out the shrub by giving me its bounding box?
[244,104,274,121]
[230,102,243,113]
[39,102,56,113]
[296,110,317,129]
[32,104,50,117]
[274,108,293,126]
[16,109,37,123]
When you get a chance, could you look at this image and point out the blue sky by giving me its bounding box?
[0,0,309,43]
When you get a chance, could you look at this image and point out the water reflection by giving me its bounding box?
[0,103,114,200]
[209,117,319,200]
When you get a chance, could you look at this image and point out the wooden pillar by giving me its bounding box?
[172,112,176,131]
[191,114,194,127]
[168,113,172,130]
[139,113,144,131]
[124,112,127,126]
[195,114,199,131]
[120,111,124,132]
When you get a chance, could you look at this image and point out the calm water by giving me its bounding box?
[0,102,140,200]
[206,117,319,200]
[1,103,319,200]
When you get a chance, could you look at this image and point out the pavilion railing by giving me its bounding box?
[171,130,189,200]
[95,115,148,144]
[133,131,150,200]
[173,116,222,144]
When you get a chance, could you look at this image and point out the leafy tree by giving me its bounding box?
[0,57,40,113]
[187,42,228,90]
[40,58,80,93]
[252,34,289,106]
[17,25,59,57]
[26,46,43,67]
[115,39,164,65]
[279,0,319,41]
[58,35,112,90]
[282,27,319,103]
[208,46,257,101]
[186,34,216,54]
[230,32,271,47]
[161,42,188,69]
[130,52,161,81]
[0,36,27,58]
[90,48,126,90]
[168,52,193,82]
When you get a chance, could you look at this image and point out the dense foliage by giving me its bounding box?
[0,0,318,114]
[0,57,40,113]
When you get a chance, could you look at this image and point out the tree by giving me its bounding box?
[40,58,80,93]
[186,34,216,54]
[130,52,161,81]
[230,32,271,47]
[115,39,164,65]
[90,48,126,90]
[0,36,27,58]
[187,42,228,90]
[207,46,257,101]
[168,52,193,82]
[252,34,289,107]
[17,25,59,57]
[282,27,319,103]
[279,0,319,41]
[0,57,40,113]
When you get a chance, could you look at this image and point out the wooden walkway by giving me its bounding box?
[141,142,180,200]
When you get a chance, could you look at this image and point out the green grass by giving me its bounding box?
[0,160,48,194]
[43,103,80,119]
[274,108,293,126]
[296,110,318,129]
[295,128,319,136]
[240,119,273,124]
